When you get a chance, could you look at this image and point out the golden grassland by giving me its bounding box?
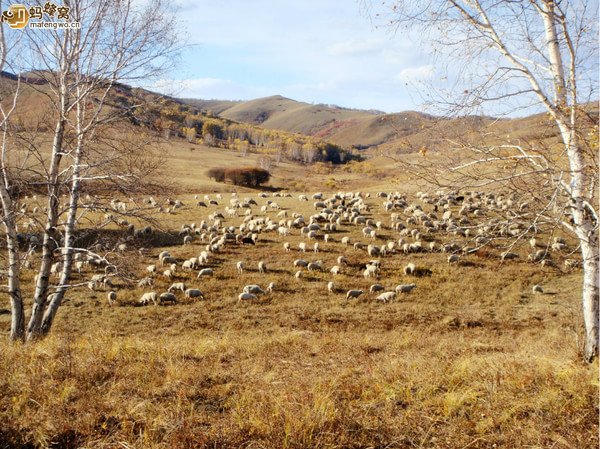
[0,172,598,448]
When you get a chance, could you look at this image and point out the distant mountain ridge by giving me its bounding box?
[181,95,454,149]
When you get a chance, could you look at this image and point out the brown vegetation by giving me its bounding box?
[207,166,271,187]
[0,190,597,448]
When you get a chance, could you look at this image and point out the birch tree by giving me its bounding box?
[367,0,599,361]
[1,0,180,341]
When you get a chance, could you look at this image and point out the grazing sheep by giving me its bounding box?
[551,242,567,251]
[295,270,303,279]
[376,291,397,303]
[307,262,323,272]
[137,277,154,287]
[298,242,307,252]
[313,242,320,253]
[363,265,378,279]
[354,242,364,251]
[168,282,187,293]
[197,268,214,278]
[159,292,177,304]
[341,236,350,246]
[139,292,158,306]
[284,242,291,252]
[330,265,341,275]
[532,285,544,294]
[294,259,309,267]
[564,259,580,270]
[161,256,177,266]
[185,289,205,300]
[158,251,170,262]
[243,285,266,295]
[346,289,364,300]
[404,263,416,275]
[337,256,348,265]
[324,234,330,243]
[500,252,519,261]
[107,291,117,306]
[327,281,335,294]
[395,283,417,294]
[238,292,257,302]
[266,282,275,294]
[369,284,385,295]
[236,261,244,275]
[183,235,192,245]
[447,254,460,263]
[162,269,173,279]
[258,261,267,273]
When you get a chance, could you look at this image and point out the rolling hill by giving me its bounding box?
[182,94,599,155]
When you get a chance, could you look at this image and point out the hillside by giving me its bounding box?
[182,94,598,155]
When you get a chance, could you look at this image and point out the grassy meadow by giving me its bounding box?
[0,139,598,448]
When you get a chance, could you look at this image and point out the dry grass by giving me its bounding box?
[0,190,598,448]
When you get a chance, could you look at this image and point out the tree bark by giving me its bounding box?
[27,116,65,341]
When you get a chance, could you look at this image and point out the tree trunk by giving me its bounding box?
[579,220,599,362]
[0,169,24,341]
[39,112,84,337]
[26,119,65,341]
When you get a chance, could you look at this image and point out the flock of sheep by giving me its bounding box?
[79,188,575,308]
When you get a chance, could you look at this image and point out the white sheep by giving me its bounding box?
[236,261,244,275]
[238,292,257,302]
[294,259,309,267]
[161,256,177,266]
[330,265,341,275]
[341,236,350,246]
[363,265,378,279]
[284,242,291,252]
[168,282,187,293]
[369,284,385,295]
[185,289,205,300]
[307,262,323,272]
[266,282,275,294]
[404,263,416,275]
[258,261,267,273]
[313,242,320,253]
[337,256,348,265]
[159,292,177,304]
[354,242,364,251]
[447,254,460,263]
[346,289,364,300]
[183,235,192,245]
[243,285,266,295]
[137,277,153,287]
[532,285,544,294]
[327,281,335,294]
[197,268,214,278]
[107,291,117,306]
[298,242,307,252]
[162,269,173,279]
[139,292,158,306]
[295,270,303,279]
[395,283,417,294]
[376,291,396,303]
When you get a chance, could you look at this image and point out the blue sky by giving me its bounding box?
[153,0,432,113]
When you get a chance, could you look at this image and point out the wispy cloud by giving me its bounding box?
[160,0,430,113]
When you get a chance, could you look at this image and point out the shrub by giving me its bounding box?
[207,167,226,182]
[221,167,271,187]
